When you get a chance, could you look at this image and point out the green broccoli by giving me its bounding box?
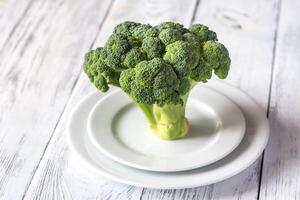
[83,21,231,140]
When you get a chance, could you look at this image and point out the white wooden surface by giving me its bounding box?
[0,0,299,199]
[260,0,300,199]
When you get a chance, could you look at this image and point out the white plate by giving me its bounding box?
[88,87,245,172]
[67,81,269,189]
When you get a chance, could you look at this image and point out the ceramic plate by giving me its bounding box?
[67,81,269,189]
[87,87,245,172]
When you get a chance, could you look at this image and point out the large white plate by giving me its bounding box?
[67,81,269,189]
[88,87,245,172]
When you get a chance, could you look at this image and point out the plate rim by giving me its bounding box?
[67,80,269,189]
[87,87,246,172]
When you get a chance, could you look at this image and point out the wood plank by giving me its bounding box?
[0,0,34,49]
[142,0,280,199]
[141,187,212,200]
[259,0,300,199]
[23,0,199,199]
[0,0,112,199]
[193,0,280,199]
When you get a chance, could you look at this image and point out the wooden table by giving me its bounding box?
[0,0,299,199]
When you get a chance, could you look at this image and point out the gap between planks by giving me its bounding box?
[256,0,282,199]
[20,0,116,199]
[20,0,278,198]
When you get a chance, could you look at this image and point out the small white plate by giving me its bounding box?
[67,81,269,189]
[88,87,246,172]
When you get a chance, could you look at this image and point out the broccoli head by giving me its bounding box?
[83,21,231,140]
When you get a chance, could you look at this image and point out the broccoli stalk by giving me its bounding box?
[83,21,230,140]
[137,90,190,140]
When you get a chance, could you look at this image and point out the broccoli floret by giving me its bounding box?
[120,58,181,104]
[202,41,231,79]
[123,47,146,68]
[119,68,135,93]
[83,21,231,140]
[163,41,199,77]
[132,24,152,40]
[155,22,185,32]
[94,74,109,92]
[183,33,201,52]
[189,24,217,42]
[144,27,160,37]
[113,21,141,36]
[104,33,130,56]
[190,58,212,82]
[178,78,191,95]
[159,28,183,45]
[141,37,164,59]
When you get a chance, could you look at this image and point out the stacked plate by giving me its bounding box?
[67,80,269,189]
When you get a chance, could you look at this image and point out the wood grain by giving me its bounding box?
[1,0,298,199]
[0,0,34,49]
[195,0,280,199]
[23,0,199,199]
[141,0,281,199]
[0,0,112,199]
[259,0,300,199]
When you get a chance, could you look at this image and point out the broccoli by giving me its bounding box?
[83,21,230,140]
